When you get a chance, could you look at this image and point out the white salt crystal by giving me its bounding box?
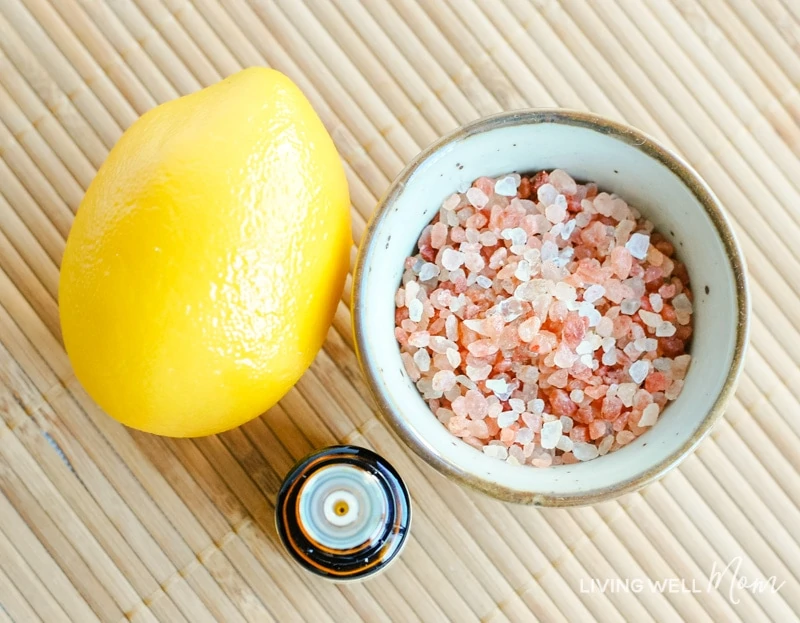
[528,399,545,414]
[540,420,563,449]
[537,183,559,206]
[540,240,559,262]
[408,298,423,322]
[494,175,519,196]
[485,378,509,395]
[497,411,519,428]
[483,445,508,460]
[506,455,522,466]
[570,389,584,403]
[576,211,592,227]
[515,279,551,301]
[572,443,599,461]
[456,375,477,390]
[554,282,577,303]
[633,338,647,352]
[639,310,663,328]
[644,338,658,352]
[649,293,663,313]
[466,187,489,208]
[419,262,440,281]
[560,415,574,433]
[446,348,461,368]
[509,398,526,413]
[602,348,618,366]
[515,427,534,444]
[445,314,458,341]
[639,403,660,427]
[444,387,461,402]
[465,364,491,381]
[413,348,430,372]
[479,231,498,246]
[556,435,574,452]
[620,298,641,315]
[583,284,606,303]
[476,275,493,289]
[562,219,576,240]
[576,340,594,355]
[429,336,457,353]
[626,232,650,259]
[514,260,532,282]
[654,357,672,372]
[404,280,420,306]
[412,258,425,274]
[506,227,527,246]
[600,336,616,353]
[629,360,649,384]
[655,321,677,337]
[598,435,614,455]
[578,301,602,327]
[441,248,465,271]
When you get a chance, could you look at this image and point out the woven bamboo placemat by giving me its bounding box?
[0,0,799,621]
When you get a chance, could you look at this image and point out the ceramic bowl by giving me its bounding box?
[352,110,749,506]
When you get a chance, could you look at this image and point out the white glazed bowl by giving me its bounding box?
[353,110,749,505]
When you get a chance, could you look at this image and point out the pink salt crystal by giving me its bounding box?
[430,222,448,249]
[549,389,578,416]
[474,176,495,196]
[548,369,569,388]
[464,389,489,419]
[467,339,499,357]
[601,396,623,420]
[616,430,635,445]
[610,246,633,279]
[548,169,578,195]
[553,343,579,369]
[589,420,608,440]
[638,403,660,427]
[467,419,491,439]
[401,352,421,381]
[522,412,543,432]
[545,202,567,224]
[593,193,615,217]
[432,370,457,392]
[408,331,430,348]
[500,427,516,445]
[531,452,554,467]
[672,354,691,380]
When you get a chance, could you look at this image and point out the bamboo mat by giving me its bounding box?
[0,0,799,621]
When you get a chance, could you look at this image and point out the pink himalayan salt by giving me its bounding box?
[395,170,693,467]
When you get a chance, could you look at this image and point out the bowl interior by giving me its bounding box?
[355,112,745,503]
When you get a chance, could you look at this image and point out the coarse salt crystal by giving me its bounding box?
[446,348,461,368]
[528,399,545,414]
[638,403,660,427]
[572,443,599,461]
[476,275,493,288]
[626,232,650,260]
[540,420,563,449]
[649,293,663,313]
[598,435,614,455]
[497,411,519,428]
[441,248,465,271]
[495,175,519,196]
[483,445,508,459]
[516,428,534,444]
[602,348,618,366]
[413,348,430,372]
[570,389,584,403]
[583,284,606,303]
[408,299,423,322]
[655,321,677,337]
[639,309,662,328]
[556,435,574,452]
[485,378,509,395]
[419,262,440,281]
[466,187,489,208]
[509,398,526,413]
[620,298,641,315]
[629,360,649,384]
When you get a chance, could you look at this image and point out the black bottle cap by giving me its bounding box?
[275,445,411,581]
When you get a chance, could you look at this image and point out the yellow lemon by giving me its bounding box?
[59,68,351,437]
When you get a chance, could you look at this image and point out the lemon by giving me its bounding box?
[59,68,351,437]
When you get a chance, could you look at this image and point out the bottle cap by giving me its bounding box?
[275,445,411,581]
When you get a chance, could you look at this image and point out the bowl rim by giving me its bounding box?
[352,108,750,506]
